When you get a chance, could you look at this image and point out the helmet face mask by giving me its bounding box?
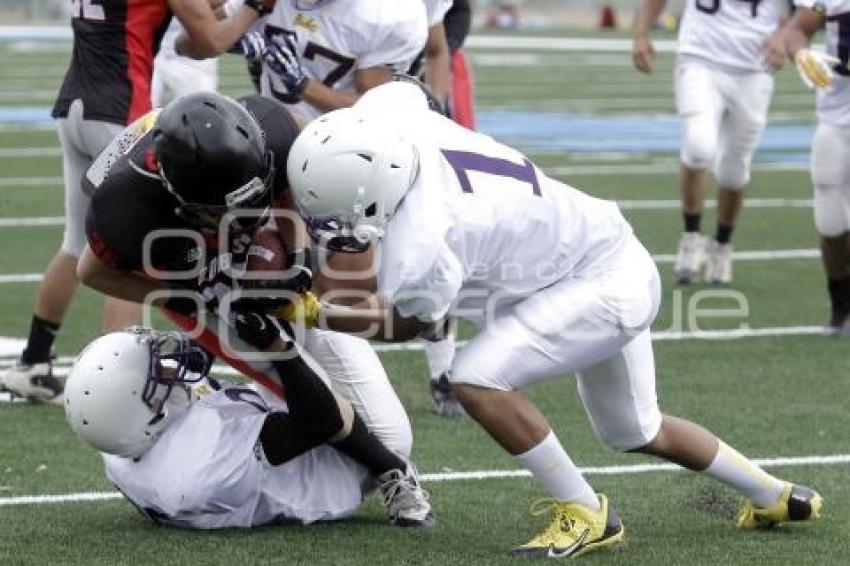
[153,92,275,235]
[159,152,276,234]
[64,328,211,459]
[287,108,419,253]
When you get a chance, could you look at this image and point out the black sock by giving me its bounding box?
[827,276,850,313]
[332,413,405,477]
[715,223,734,245]
[20,315,60,365]
[683,212,701,233]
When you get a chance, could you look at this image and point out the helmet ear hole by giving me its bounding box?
[365,203,377,217]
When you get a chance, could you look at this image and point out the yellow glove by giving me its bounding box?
[795,49,840,89]
[275,291,322,327]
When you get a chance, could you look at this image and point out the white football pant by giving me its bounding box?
[811,121,850,237]
[451,235,664,452]
[56,99,123,257]
[675,56,774,190]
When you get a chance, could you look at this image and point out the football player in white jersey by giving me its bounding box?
[253,0,427,121]
[277,82,822,558]
[783,0,850,333]
[633,0,788,284]
[65,327,431,528]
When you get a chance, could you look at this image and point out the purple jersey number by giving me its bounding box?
[440,149,541,196]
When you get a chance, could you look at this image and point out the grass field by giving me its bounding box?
[0,29,847,565]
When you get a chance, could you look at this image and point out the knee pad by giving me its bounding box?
[680,114,718,170]
[714,155,751,190]
[814,186,850,237]
[592,417,661,453]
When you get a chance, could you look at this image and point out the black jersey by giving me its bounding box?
[85,95,301,284]
[53,0,171,125]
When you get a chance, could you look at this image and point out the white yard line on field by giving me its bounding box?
[0,176,61,187]
[0,198,814,228]
[0,324,829,369]
[1,453,847,507]
[0,147,61,158]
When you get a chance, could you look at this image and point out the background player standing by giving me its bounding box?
[633,0,788,284]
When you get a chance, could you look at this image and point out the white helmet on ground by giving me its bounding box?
[64,328,208,459]
[286,107,419,252]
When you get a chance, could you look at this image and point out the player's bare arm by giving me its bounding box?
[170,0,265,59]
[783,6,825,56]
[77,245,172,307]
[633,0,667,74]
[784,6,838,89]
[423,22,451,103]
[300,66,395,113]
[307,295,431,342]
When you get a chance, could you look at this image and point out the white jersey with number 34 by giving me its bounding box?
[677,0,785,71]
[358,83,633,325]
[260,0,427,120]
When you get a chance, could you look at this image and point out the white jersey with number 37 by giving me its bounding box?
[104,384,369,529]
[260,0,427,120]
[358,83,633,324]
[796,0,850,125]
[677,0,785,71]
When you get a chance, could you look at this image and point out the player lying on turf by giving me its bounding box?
[277,81,823,557]
[72,91,432,526]
[65,327,427,528]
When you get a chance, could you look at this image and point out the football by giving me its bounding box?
[245,224,289,278]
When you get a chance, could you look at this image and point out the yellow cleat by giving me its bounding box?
[510,495,624,559]
[737,483,823,530]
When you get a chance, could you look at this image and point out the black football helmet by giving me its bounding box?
[152,92,275,232]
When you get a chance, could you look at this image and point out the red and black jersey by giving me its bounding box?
[85,95,300,286]
[53,0,171,126]
[85,130,203,285]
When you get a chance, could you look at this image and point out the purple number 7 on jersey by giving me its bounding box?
[441,149,541,196]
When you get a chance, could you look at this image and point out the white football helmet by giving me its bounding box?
[286,107,419,252]
[64,328,208,459]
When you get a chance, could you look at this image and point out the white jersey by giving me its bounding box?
[423,0,453,26]
[357,83,632,325]
[796,0,850,125]
[260,0,427,120]
[677,0,785,72]
[104,383,370,529]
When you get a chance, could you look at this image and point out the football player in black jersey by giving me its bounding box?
[2,0,273,403]
[76,92,435,527]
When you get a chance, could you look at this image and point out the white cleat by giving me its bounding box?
[705,240,733,285]
[674,232,707,284]
[1,361,64,405]
[379,464,435,528]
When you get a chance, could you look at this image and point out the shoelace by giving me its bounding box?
[381,469,430,512]
[526,498,581,543]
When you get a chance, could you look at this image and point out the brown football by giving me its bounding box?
[245,225,289,279]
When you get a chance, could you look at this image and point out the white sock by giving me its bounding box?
[515,431,600,509]
[703,441,786,508]
[424,336,455,379]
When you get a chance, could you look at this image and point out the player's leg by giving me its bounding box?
[707,71,773,284]
[674,59,724,283]
[423,318,466,417]
[451,243,661,556]
[577,329,821,529]
[3,100,108,402]
[303,328,412,457]
[810,121,850,332]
